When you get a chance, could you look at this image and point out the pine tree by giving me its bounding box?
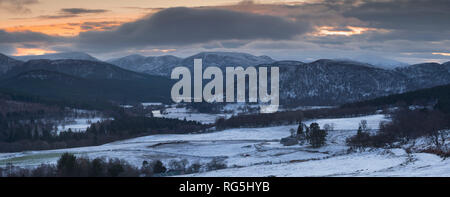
[307,123,327,148]
[57,153,77,176]
[297,122,304,136]
[357,125,363,136]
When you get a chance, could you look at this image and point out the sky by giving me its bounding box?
[0,0,449,64]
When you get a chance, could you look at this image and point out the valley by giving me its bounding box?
[0,51,448,177]
[1,113,448,177]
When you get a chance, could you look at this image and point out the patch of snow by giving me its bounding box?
[56,117,107,134]
[2,114,447,177]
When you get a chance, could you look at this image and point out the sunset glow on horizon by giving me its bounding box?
[4,20,129,37]
[314,26,381,37]
[0,0,449,63]
[432,52,450,57]
[14,48,58,56]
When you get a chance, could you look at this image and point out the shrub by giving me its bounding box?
[107,159,125,177]
[168,159,188,172]
[57,153,77,176]
[347,109,449,149]
[206,158,227,171]
[152,160,167,174]
[186,162,201,174]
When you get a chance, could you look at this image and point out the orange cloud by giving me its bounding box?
[432,52,450,57]
[132,48,177,53]
[4,20,125,36]
[151,49,177,53]
[313,26,380,36]
[14,48,58,56]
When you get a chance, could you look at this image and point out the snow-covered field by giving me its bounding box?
[158,104,337,124]
[160,107,232,124]
[56,117,105,134]
[1,114,448,177]
[185,150,449,177]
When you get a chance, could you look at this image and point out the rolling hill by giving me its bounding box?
[342,84,450,113]
[12,52,99,62]
[0,57,173,107]
[108,52,275,76]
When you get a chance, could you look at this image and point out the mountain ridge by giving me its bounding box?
[0,52,449,106]
[3,59,151,80]
[12,52,99,62]
[0,53,23,74]
[0,57,174,105]
[108,51,276,76]
[273,60,450,106]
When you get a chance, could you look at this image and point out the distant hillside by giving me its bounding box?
[395,62,450,89]
[1,52,450,107]
[0,58,173,107]
[334,55,408,69]
[4,59,149,80]
[12,52,99,62]
[275,60,450,106]
[0,53,22,74]
[108,54,182,76]
[342,84,450,113]
[181,52,275,68]
[111,52,450,106]
[1,69,172,107]
[108,51,275,76]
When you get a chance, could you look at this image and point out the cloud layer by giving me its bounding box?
[0,0,38,13]
[38,7,110,19]
[75,7,310,52]
[1,0,449,64]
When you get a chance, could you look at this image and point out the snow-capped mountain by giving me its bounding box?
[1,52,449,106]
[277,60,450,105]
[108,52,275,76]
[181,52,275,68]
[0,53,23,74]
[12,52,99,62]
[4,59,148,80]
[335,55,408,69]
[108,52,450,105]
[0,56,173,104]
[108,54,182,76]
[395,62,450,89]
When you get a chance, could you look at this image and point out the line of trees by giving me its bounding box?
[347,109,449,157]
[0,115,210,152]
[216,106,376,130]
[0,153,227,177]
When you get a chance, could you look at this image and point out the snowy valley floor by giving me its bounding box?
[0,114,448,177]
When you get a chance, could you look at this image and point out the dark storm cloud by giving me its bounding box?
[60,8,109,15]
[368,30,450,42]
[343,0,450,31]
[248,0,450,44]
[76,21,119,31]
[37,8,109,19]
[75,7,311,52]
[342,0,450,41]
[37,14,77,19]
[0,30,65,55]
[0,30,61,43]
[220,40,250,48]
[2,1,448,63]
[0,44,15,54]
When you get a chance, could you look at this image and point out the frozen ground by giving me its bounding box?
[153,104,336,124]
[56,117,105,134]
[160,107,232,124]
[0,114,448,177]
